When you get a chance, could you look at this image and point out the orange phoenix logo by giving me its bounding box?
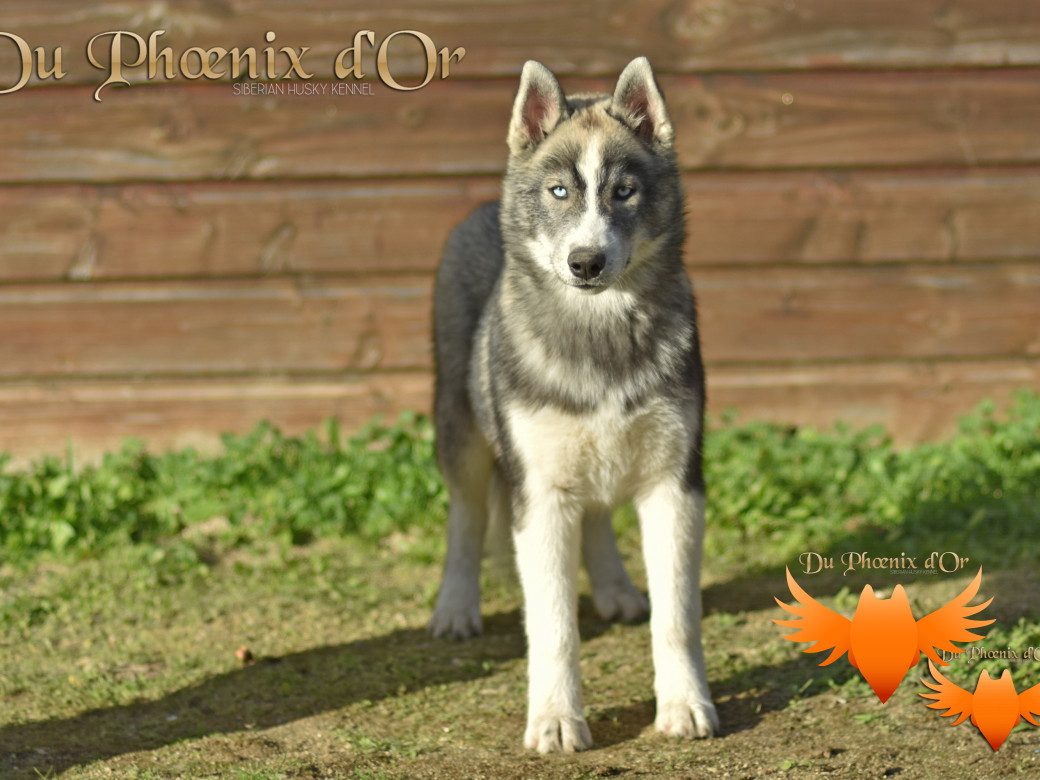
[922,661,1040,750]
[774,568,993,703]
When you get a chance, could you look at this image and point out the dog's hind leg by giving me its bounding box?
[482,465,515,576]
[430,433,492,639]
[582,510,649,623]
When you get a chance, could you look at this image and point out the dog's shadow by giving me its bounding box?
[0,609,528,778]
[2,586,834,778]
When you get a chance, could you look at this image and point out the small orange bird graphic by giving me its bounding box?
[922,661,1040,751]
[774,568,993,703]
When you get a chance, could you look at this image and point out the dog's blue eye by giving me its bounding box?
[616,185,635,200]
[550,186,568,200]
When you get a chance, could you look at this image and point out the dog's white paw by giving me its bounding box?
[524,712,593,753]
[429,598,482,639]
[591,582,650,623]
[655,697,718,739]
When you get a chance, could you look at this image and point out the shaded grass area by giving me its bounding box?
[2,392,1039,778]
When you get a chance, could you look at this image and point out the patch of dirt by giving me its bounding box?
[2,544,1038,779]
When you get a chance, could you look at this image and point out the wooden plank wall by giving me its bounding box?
[1,1,1039,460]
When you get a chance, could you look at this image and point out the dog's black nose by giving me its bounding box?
[568,249,606,281]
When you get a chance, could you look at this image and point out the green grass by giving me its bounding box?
[3,390,1039,583]
[3,392,1038,570]
[0,411,446,561]
[705,390,1040,571]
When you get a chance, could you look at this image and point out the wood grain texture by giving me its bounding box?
[709,359,1040,443]
[1,0,1038,87]
[2,2,1039,458]
[3,69,1040,183]
[696,263,1040,364]
[0,373,435,462]
[0,178,502,281]
[3,359,1037,462]
[2,265,1038,380]
[0,276,433,377]
[3,168,1040,282]
[685,168,1040,265]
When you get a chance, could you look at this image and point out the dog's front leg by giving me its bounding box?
[513,490,592,752]
[636,481,718,738]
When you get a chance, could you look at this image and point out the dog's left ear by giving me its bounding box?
[610,57,674,147]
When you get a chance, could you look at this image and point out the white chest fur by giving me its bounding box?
[505,397,689,508]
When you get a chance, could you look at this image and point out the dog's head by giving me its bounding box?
[501,57,684,294]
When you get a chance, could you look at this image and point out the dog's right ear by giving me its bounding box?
[508,61,567,155]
